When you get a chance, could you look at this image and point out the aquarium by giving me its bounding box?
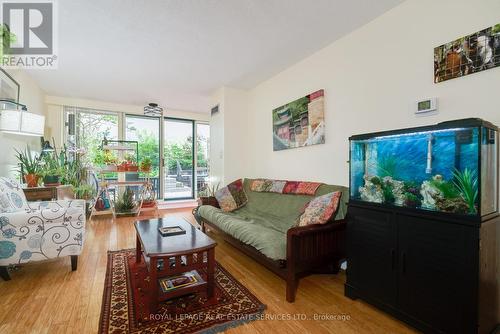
[349,119,498,216]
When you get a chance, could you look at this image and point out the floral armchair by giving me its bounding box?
[0,177,86,280]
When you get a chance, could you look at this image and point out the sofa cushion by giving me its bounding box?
[283,181,322,195]
[198,205,287,260]
[0,177,29,213]
[243,178,348,222]
[215,179,248,212]
[298,191,342,227]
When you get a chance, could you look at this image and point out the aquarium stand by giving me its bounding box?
[345,201,499,334]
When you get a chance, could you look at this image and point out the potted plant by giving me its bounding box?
[124,153,138,171]
[14,146,41,187]
[75,184,96,219]
[40,152,63,186]
[139,156,152,173]
[115,188,137,215]
[117,160,128,172]
[197,183,220,207]
[94,150,118,171]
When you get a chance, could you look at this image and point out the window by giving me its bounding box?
[64,106,119,166]
[164,118,194,200]
[64,106,210,201]
[125,115,160,197]
[196,123,210,192]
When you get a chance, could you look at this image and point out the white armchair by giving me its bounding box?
[0,177,86,280]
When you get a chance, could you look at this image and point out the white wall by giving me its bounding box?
[209,88,225,185]
[209,87,251,185]
[221,0,500,186]
[0,70,46,179]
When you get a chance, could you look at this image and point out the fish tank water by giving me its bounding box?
[349,119,498,216]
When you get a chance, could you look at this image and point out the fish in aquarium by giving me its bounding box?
[350,119,497,216]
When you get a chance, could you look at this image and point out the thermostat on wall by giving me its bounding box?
[415,98,437,114]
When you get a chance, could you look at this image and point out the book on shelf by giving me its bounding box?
[158,270,204,293]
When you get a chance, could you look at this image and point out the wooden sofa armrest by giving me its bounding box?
[287,219,346,237]
[286,219,347,266]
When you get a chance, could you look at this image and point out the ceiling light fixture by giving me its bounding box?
[144,103,163,117]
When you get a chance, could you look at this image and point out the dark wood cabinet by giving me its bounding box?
[347,206,397,307]
[345,202,499,334]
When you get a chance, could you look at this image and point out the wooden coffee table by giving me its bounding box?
[134,217,217,311]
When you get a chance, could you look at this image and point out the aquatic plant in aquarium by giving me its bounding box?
[349,119,498,216]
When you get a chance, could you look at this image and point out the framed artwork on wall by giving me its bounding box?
[434,23,500,83]
[0,67,19,103]
[272,89,325,151]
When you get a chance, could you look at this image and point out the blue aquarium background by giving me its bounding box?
[350,125,497,216]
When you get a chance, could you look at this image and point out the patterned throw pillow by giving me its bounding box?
[283,181,300,194]
[250,179,268,192]
[284,181,322,195]
[297,191,342,227]
[215,179,248,212]
[268,180,287,193]
[0,177,29,213]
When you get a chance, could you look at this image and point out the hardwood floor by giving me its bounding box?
[0,208,417,333]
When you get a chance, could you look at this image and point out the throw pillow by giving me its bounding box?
[295,182,322,195]
[0,177,29,213]
[297,191,342,227]
[215,179,248,212]
[269,180,287,193]
[250,179,268,192]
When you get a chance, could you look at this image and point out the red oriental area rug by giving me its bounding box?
[98,249,266,334]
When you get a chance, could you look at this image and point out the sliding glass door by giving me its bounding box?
[65,107,209,201]
[196,123,210,192]
[125,115,160,197]
[164,118,194,200]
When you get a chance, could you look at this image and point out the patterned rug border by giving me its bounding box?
[99,248,266,334]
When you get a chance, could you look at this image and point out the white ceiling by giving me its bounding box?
[26,0,404,113]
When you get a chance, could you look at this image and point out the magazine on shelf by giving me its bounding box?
[158,270,204,293]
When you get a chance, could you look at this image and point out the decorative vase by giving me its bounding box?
[24,174,39,187]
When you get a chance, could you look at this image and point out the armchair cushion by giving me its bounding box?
[0,199,86,265]
[0,177,29,213]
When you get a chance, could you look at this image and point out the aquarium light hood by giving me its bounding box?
[369,127,470,141]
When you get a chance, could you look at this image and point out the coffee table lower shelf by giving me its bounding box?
[157,273,208,301]
[138,248,215,310]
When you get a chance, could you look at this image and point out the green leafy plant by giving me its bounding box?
[139,156,152,171]
[14,145,40,175]
[198,182,220,198]
[123,153,135,163]
[430,179,460,199]
[74,184,95,200]
[40,152,63,177]
[382,182,395,204]
[115,188,136,213]
[452,168,478,214]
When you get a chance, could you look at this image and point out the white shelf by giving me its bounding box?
[102,145,136,151]
[108,181,145,186]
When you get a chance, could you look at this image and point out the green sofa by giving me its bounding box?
[197,178,349,302]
